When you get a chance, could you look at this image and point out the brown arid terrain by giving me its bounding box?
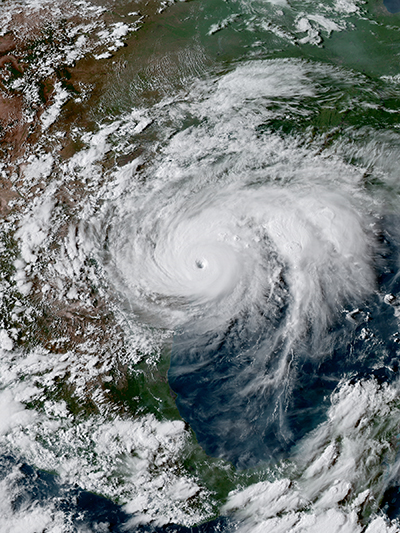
[0,1,147,414]
[0,0,197,421]
[0,35,26,165]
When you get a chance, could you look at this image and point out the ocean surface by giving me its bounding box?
[2,0,400,531]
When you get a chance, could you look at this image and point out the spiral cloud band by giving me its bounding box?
[93,59,382,465]
[105,181,374,336]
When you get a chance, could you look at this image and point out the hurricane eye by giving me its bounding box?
[195,259,205,269]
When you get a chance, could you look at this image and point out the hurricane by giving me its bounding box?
[104,180,373,333]
[88,59,388,470]
[3,1,400,531]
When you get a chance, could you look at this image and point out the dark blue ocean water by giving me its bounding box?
[384,0,400,13]
[8,211,400,530]
[4,0,400,529]
[169,216,400,469]
[0,455,232,532]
